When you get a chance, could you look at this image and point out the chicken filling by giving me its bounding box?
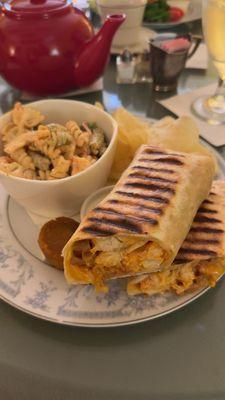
[68,236,166,291]
[129,259,225,295]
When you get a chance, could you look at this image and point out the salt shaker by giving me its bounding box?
[116,49,136,84]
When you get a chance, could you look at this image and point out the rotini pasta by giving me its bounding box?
[29,126,60,160]
[4,131,36,153]
[9,148,35,170]
[38,170,51,180]
[12,102,44,129]
[66,120,83,140]
[28,151,51,172]
[66,120,91,156]
[1,122,20,145]
[71,155,95,175]
[4,132,36,170]
[89,127,106,156]
[47,124,73,147]
[0,157,36,179]
[49,156,71,179]
[0,102,107,180]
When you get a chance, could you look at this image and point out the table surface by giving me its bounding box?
[0,20,225,400]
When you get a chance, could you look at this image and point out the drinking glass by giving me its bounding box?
[192,0,225,125]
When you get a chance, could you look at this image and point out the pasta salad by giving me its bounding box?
[0,103,108,180]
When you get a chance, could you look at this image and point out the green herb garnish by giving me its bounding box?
[144,0,170,23]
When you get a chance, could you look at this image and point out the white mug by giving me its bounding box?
[97,0,147,48]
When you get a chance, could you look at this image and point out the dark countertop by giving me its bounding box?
[0,19,225,400]
[0,284,225,400]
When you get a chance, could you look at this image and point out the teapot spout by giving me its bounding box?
[74,14,125,87]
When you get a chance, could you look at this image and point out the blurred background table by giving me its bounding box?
[0,19,225,400]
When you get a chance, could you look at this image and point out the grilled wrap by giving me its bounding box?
[63,145,215,291]
[127,180,225,296]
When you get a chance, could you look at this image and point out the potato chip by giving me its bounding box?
[149,115,217,171]
[112,108,152,150]
[108,108,217,183]
[109,108,153,182]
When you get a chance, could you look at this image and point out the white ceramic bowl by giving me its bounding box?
[0,99,118,219]
[97,0,147,47]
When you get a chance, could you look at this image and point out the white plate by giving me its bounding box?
[143,0,202,29]
[111,27,156,55]
[0,141,224,327]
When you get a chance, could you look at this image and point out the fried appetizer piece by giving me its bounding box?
[38,217,79,270]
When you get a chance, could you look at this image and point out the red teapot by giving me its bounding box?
[0,0,125,95]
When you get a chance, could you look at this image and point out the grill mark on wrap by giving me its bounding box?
[139,157,184,166]
[179,248,217,257]
[174,248,217,263]
[87,217,143,234]
[93,207,158,225]
[82,226,116,236]
[132,166,176,175]
[108,199,163,214]
[185,238,220,245]
[174,258,191,264]
[202,199,213,205]
[190,227,224,234]
[128,172,177,184]
[116,190,170,204]
[194,215,221,224]
[143,148,186,158]
[142,149,167,156]
[198,207,218,215]
[125,182,175,194]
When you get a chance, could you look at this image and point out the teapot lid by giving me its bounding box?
[3,0,71,18]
